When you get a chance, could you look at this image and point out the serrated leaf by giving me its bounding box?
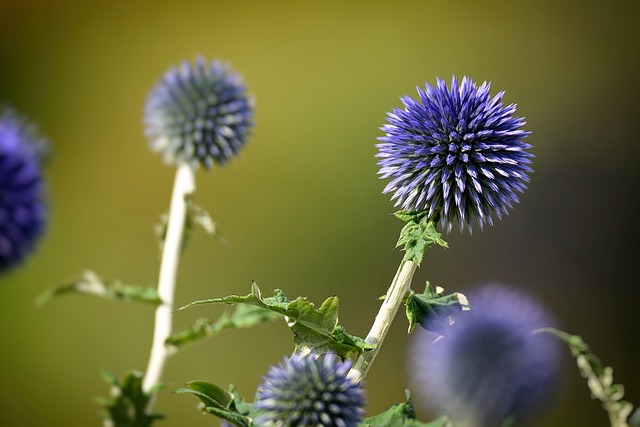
[176,382,253,427]
[360,390,450,427]
[99,370,163,427]
[167,304,282,348]
[394,211,447,265]
[405,282,468,334]
[177,283,374,359]
[37,271,161,306]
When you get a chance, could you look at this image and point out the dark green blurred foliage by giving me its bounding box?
[0,1,638,426]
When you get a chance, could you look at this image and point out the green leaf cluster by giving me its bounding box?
[37,270,161,306]
[177,282,374,359]
[97,370,163,427]
[394,211,447,265]
[405,282,469,334]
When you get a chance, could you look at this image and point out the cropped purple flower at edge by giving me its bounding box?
[144,57,253,170]
[408,285,562,427]
[377,76,532,232]
[254,353,365,427]
[0,108,48,273]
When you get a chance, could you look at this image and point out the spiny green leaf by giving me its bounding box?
[394,211,447,265]
[98,370,163,427]
[359,390,450,426]
[175,382,253,427]
[37,271,161,306]
[177,283,374,359]
[167,304,282,348]
[405,282,469,334]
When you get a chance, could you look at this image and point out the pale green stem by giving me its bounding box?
[142,163,196,396]
[348,259,418,383]
[538,328,633,427]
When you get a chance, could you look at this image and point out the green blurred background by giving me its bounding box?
[1,0,638,425]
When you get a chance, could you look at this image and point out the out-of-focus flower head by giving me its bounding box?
[409,285,562,427]
[377,76,532,232]
[144,57,253,169]
[254,353,365,427]
[0,108,48,272]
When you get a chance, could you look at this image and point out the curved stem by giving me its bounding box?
[348,259,418,383]
[143,163,196,396]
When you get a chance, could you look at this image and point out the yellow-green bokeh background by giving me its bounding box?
[1,0,638,425]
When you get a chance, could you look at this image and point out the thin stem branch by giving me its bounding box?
[538,327,633,427]
[348,259,418,383]
[143,163,196,395]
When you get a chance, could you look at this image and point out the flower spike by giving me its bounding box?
[409,285,562,426]
[144,57,253,169]
[0,108,48,272]
[377,76,532,232]
[255,353,365,427]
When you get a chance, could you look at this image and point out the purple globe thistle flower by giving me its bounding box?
[0,108,48,272]
[254,353,365,427]
[144,57,253,169]
[377,76,532,232]
[408,285,562,427]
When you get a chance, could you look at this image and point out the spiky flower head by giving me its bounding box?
[0,108,48,272]
[144,57,253,169]
[254,353,365,427]
[409,285,562,427]
[377,76,532,232]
